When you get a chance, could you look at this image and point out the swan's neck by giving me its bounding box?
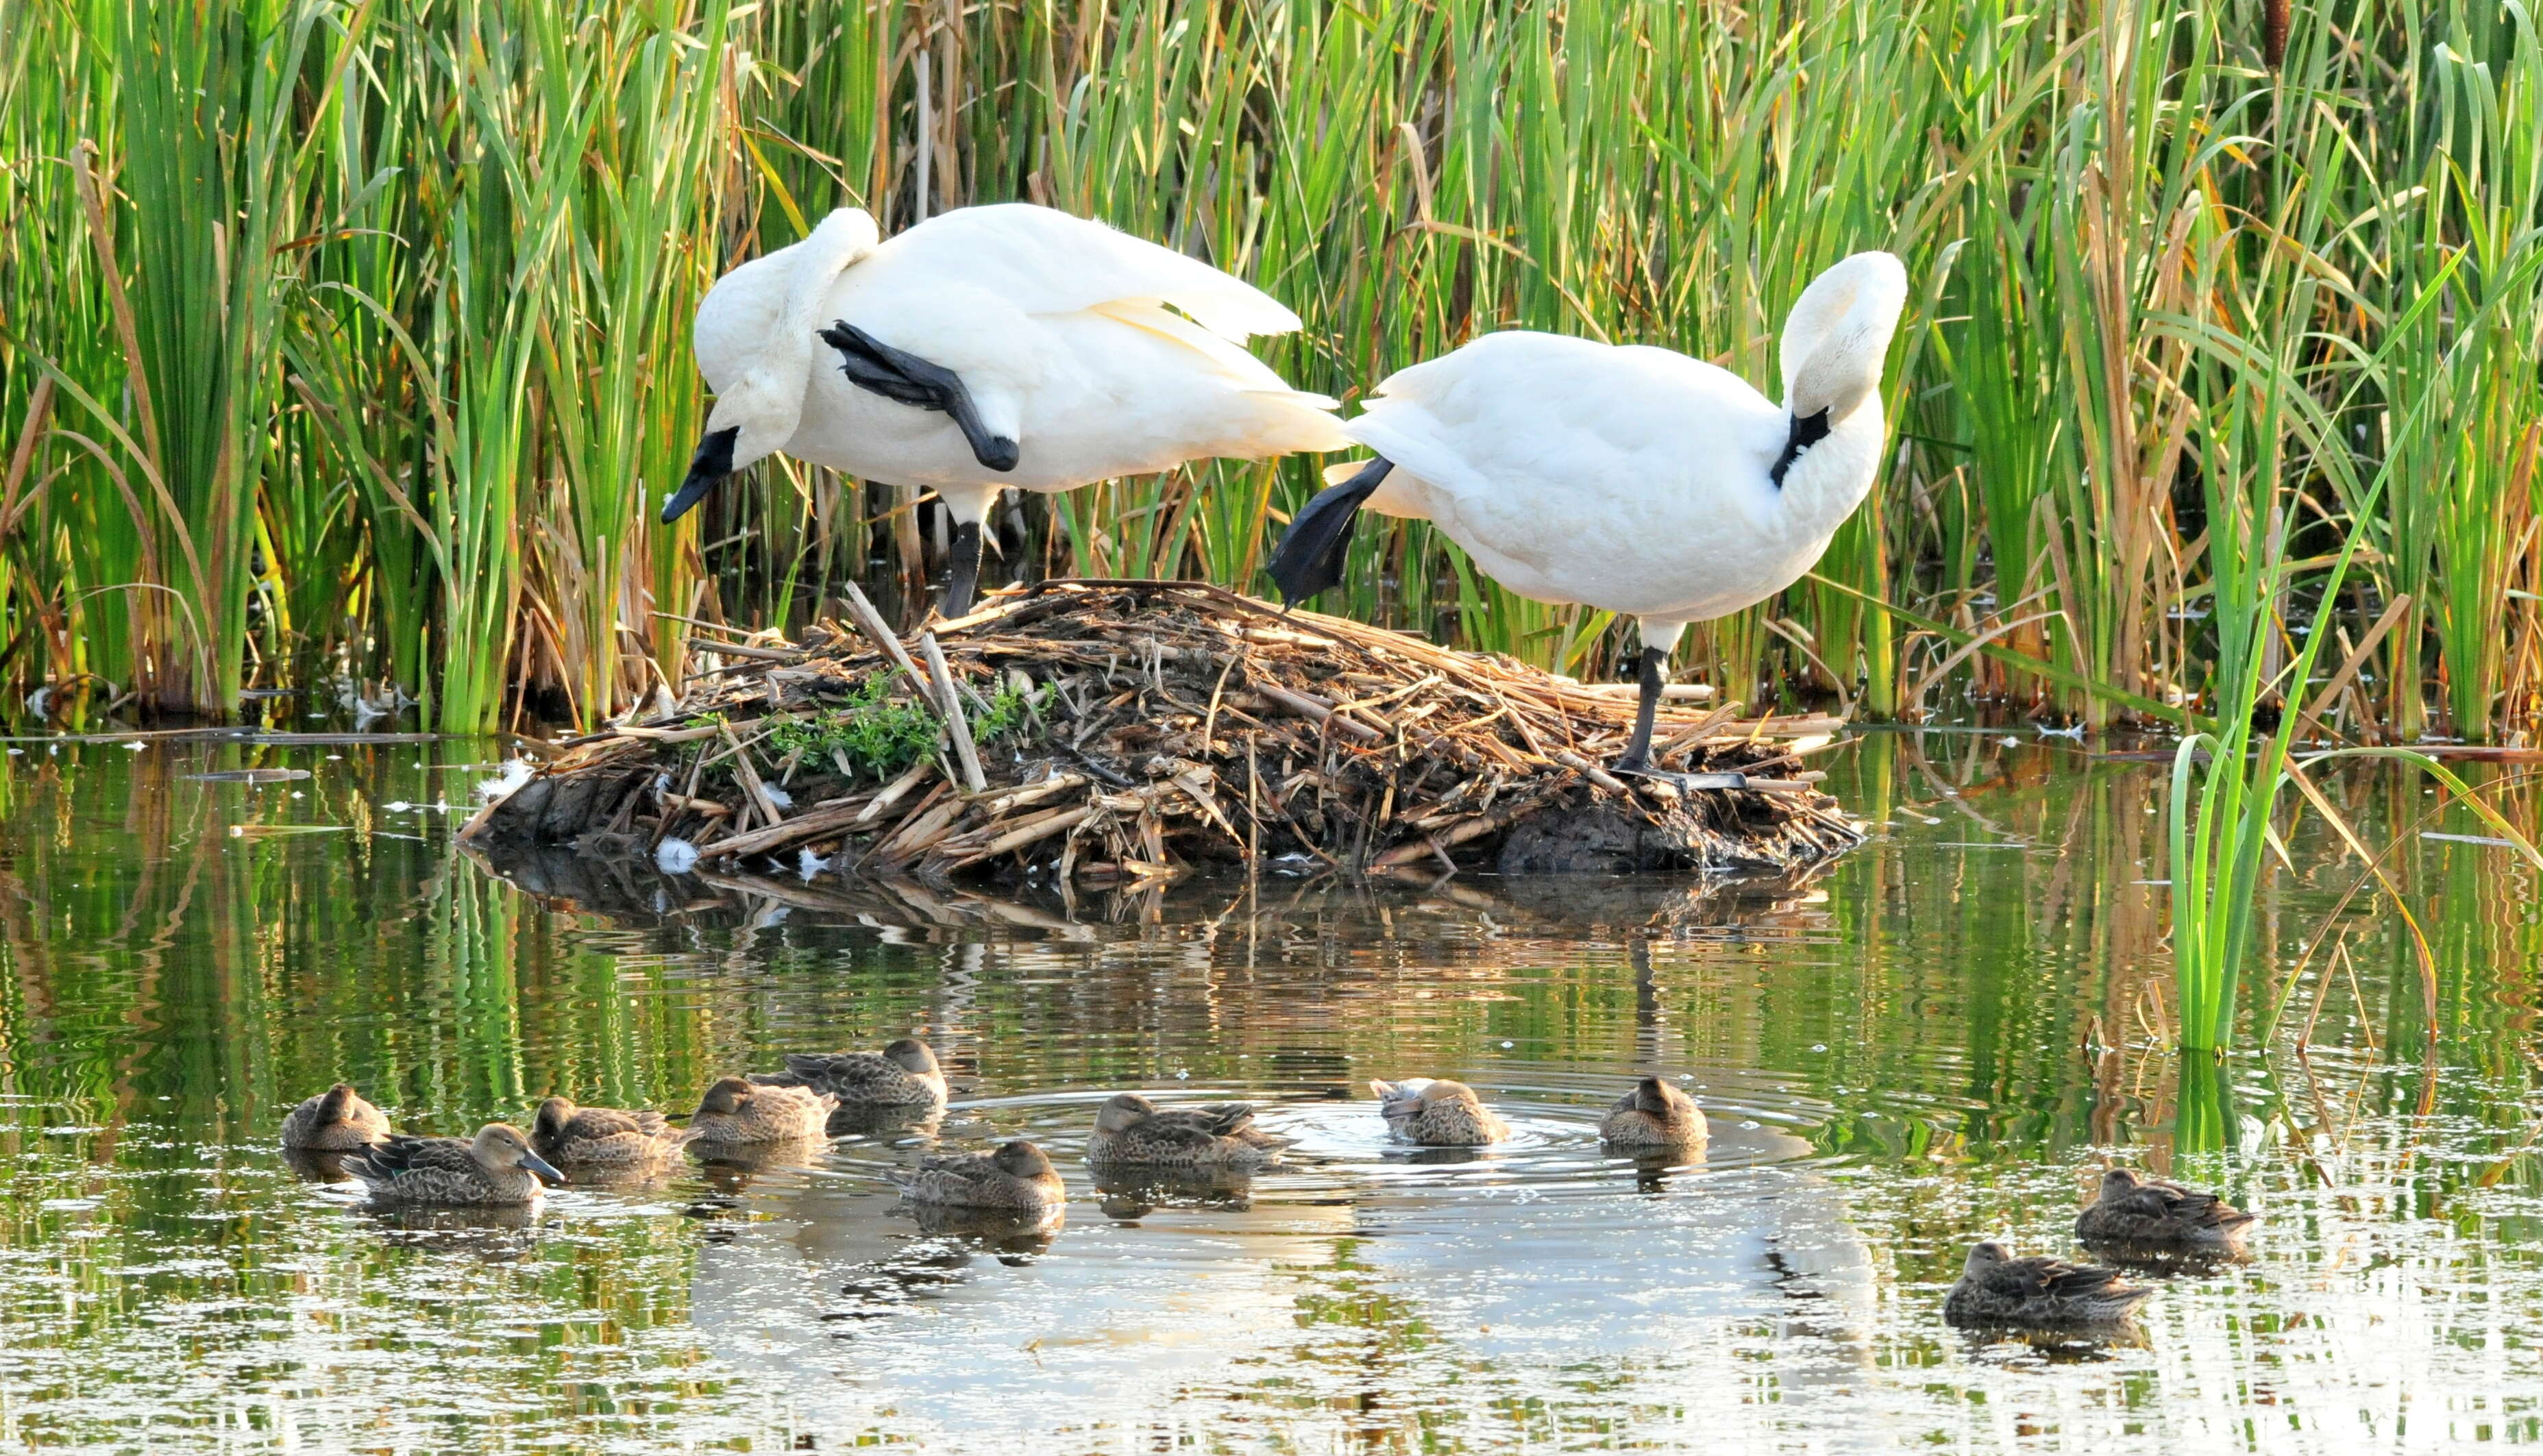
[1774,402,1884,539]
[749,215,881,443]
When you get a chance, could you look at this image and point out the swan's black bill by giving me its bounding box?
[663,425,739,524]
[820,320,1020,472]
[1769,408,1830,489]
[1266,456,1392,606]
[942,519,983,618]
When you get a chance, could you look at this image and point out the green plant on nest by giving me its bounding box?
[764,673,1037,784]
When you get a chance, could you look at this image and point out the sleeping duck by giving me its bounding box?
[1372,1078,1510,1146]
[1085,1093,1288,1170]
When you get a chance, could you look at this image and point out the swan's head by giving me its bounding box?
[662,374,798,525]
[663,208,881,526]
[1779,251,1910,427]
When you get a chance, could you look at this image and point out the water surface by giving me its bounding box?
[1,733,2538,1452]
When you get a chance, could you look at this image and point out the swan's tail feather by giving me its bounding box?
[1268,456,1392,605]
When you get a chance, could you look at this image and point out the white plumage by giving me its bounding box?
[1270,251,1910,779]
[672,203,1347,612]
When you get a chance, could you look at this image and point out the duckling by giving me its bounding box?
[1599,1076,1709,1149]
[530,1096,691,1172]
[280,1083,392,1151]
[1085,1092,1288,1170]
[1371,1078,1510,1146]
[763,1037,948,1108]
[2076,1167,2256,1250]
[1943,1241,2154,1328]
[345,1124,563,1207]
[687,1076,836,1146]
[905,1139,1066,1210]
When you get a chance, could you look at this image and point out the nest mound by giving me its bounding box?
[465,580,1862,884]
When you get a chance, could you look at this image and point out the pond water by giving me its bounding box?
[1,732,2539,1453]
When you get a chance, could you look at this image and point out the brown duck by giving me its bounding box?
[280,1083,391,1151]
[531,1096,692,1172]
[1373,1078,1510,1146]
[687,1076,836,1146]
[2076,1168,2256,1250]
[1085,1093,1288,1169]
[905,1139,1067,1210]
[1943,1241,2155,1327]
[347,1124,563,1207]
[763,1037,948,1108]
[1599,1076,1708,1148]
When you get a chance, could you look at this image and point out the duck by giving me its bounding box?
[1371,1078,1509,1146]
[686,1076,837,1147]
[759,1037,948,1108]
[530,1096,692,1173]
[1943,1241,2155,1328]
[280,1083,392,1150]
[904,1139,1067,1211]
[345,1124,563,1207]
[667,203,1348,615]
[1084,1092,1288,1170]
[1599,1076,1710,1149]
[1268,252,1908,785]
[2076,1167,2257,1251]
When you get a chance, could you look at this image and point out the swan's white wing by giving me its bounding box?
[874,203,1304,340]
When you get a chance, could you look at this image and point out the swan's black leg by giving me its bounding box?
[1266,456,1392,606]
[942,519,983,618]
[818,321,1020,472]
[1610,644,1748,793]
[1614,646,1668,774]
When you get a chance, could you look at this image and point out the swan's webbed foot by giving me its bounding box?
[818,321,1020,472]
[1610,763,1752,793]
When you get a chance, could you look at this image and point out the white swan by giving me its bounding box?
[1268,251,1908,782]
[669,203,1349,613]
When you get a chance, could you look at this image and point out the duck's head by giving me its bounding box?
[2099,1167,2146,1198]
[1778,251,1910,433]
[1419,1079,1482,1107]
[1963,1240,2013,1276]
[315,1083,365,1123]
[532,1096,576,1144]
[1094,1093,1159,1134]
[696,1077,757,1118]
[992,1140,1057,1179]
[885,1038,941,1075]
[1632,1075,1693,1115]
[474,1123,565,1185]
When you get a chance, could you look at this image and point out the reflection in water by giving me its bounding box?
[0,735,2540,1451]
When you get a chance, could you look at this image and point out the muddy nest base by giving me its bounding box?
[464,580,1863,883]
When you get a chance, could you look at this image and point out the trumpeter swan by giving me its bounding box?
[669,204,1349,615]
[1268,251,1908,785]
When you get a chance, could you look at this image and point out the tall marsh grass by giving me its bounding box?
[0,0,2538,743]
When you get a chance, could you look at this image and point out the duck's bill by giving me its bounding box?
[523,1152,567,1186]
[662,426,739,525]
